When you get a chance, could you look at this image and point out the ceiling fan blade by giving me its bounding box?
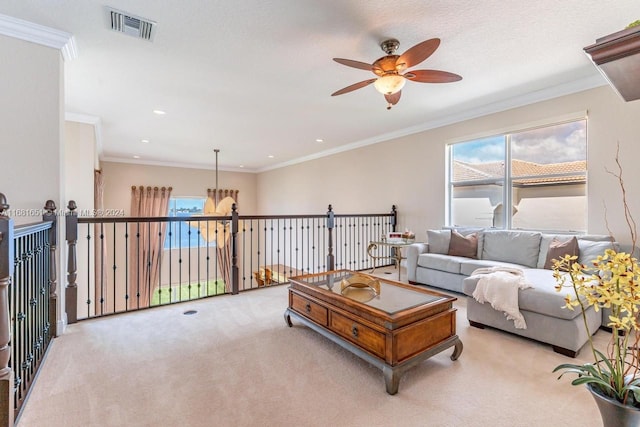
[333,58,373,71]
[396,38,440,70]
[384,91,401,105]
[405,69,462,83]
[331,78,377,96]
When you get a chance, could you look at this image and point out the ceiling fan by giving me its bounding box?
[331,38,462,110]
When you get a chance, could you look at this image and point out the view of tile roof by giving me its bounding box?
[453,160,586,186]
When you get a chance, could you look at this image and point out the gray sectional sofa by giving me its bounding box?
[406,229,616,357]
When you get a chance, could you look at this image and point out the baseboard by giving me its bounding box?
[57,318,67,336]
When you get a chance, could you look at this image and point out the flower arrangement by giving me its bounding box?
[552,250,640,408]
[552,145,640,411]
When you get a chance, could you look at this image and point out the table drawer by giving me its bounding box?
[330,311,385,358]
[291,292,328,326]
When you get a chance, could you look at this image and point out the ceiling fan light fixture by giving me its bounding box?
[373,74,405,95]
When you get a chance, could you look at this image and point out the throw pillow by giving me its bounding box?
[544,236,579,270]
[427,229,451,254]
[448,231,478,259]
[578,239,617,266]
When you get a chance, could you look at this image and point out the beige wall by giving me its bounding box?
[65,121,96,215]
[64,121,97,314]
[0,34,65,330]
[257,86,640,247]
[0,35,64,224]
[101,162,256,214]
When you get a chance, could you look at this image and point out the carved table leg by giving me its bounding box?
[284,309,292,327]
[382,366,400,395]
[450,338,463,361]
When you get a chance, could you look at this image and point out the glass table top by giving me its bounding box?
[292,271,446,315]
[369,240,415,247]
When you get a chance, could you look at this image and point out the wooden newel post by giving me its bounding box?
[65,201,78,324]
[0,194,15,426]
[390,205,398,260]
[391,205,397,232]
[231,203,239,295]
[43,200,58,338]
[326,204,335,271]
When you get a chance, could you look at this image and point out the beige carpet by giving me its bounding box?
[18,267,607,427]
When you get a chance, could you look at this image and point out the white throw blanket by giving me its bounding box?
[470,267,533,329]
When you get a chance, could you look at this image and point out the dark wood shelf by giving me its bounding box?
[584,25,640,102]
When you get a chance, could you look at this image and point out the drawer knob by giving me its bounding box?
[305,303,311,313]
[352,325,359,338]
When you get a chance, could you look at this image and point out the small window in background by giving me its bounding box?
[165,197,213,249]
[448,119,587,232]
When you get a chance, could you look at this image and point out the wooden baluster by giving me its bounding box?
[326,204,335,271]
[231,203,239,295]
[65,201,78,324]
[0,194,15,426]
[42,200,57,337]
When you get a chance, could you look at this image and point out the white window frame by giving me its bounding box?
[446,118,587,232]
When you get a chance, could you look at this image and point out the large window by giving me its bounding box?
[448,119,587,232]
[164,197,213,249]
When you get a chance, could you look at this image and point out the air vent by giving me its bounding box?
[108,7,156,41]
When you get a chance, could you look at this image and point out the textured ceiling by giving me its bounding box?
[1,1,639,171]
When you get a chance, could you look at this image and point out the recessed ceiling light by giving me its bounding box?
[153,109,166,115]
[268,155,274,158]
[133,155,140,159]
[239,165,244,168]
[315,139,324,143]
[141,139,149,143]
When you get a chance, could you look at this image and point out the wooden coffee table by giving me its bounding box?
[284,270,463,395]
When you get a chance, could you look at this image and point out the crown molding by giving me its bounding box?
[100,156,253,174]
[257,73,607,173]
[0,13,77,61]
[101,73,605,176]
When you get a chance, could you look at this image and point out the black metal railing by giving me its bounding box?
[65,203,397,322]
[0,194,58,426]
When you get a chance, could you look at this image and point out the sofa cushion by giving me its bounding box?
[463,268,582,320]
[417,253,465,274]
[459,259,529,276]
[537,233,615,268]
[481,230,541,268]
[537,234,573,268]
[518,269,582,320]
[448,231,478,259]
[544,236,579,269]
[454,227,484,258]
[427,229,451,254]
[578,239,617,266]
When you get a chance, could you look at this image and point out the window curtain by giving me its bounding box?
[94,170,108,315]
[208,188,239,204]
[129,185,172,308]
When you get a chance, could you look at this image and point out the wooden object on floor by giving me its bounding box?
[284,270,463,395]
[584,25,640,102]
[254,264,303,286]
